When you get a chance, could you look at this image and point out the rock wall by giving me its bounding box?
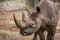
[0,0,33,11]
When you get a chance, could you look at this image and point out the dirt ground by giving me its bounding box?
[0,30,60,40]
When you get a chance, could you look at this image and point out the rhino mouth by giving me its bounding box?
[20,27,36,36]
[20,32,33,36]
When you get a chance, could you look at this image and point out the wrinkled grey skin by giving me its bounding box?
[13,0,59,40]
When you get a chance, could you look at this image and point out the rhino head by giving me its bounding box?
[13,7,42,36]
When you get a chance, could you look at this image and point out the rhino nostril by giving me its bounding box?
[32,24,34,25]
[24,32,27,34]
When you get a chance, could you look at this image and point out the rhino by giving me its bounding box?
[13,0,59,40]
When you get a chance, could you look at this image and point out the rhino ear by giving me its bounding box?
[36,6,40,13]
[22,12,28,22]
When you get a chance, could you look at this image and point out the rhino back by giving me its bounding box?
[37,0,59,25]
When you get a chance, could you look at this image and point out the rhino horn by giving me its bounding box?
[22,12,28,22]
[13,14,24,30]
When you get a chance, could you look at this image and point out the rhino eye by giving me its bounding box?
[35,22,37,24]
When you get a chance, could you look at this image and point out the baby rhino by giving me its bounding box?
[13,0,59,40]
